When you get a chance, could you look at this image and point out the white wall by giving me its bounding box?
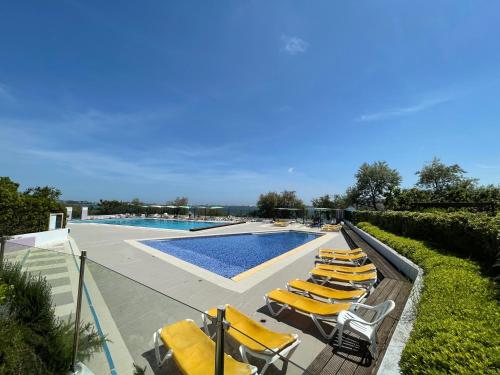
[9,228,69,248]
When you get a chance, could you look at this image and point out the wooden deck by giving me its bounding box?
[305,226,412,375]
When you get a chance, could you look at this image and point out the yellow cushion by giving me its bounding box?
[267,289,350,316]
[319,247,362,255]
[288,279,365,300]
[206,305,296,352]
[319,252,366,260]
[311,268,377,282]
[160,320,254,375]
[316,263,376,273]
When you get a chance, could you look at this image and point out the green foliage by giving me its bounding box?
[168,196,189,207]
[132,363,147,375]
[357,222,500,375]
[386,184,500,211]
[352,210,500,268]
[257,190,305,218]
[0,177,65,236]
[353,161,401,210]
[311,194,348,209]
[415,157,477,193]
[0,261,103,374]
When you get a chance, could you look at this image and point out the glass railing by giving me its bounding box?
[1,238,313,374]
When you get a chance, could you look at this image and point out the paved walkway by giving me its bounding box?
[4,240,132,375]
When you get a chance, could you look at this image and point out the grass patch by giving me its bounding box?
[357,222,500,374]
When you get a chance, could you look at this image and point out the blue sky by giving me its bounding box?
[1,1,499,204]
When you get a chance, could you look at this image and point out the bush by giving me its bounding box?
[352,210,500,269]
[0,177,66,236]
[0,261,103,374]
[357,222,500,374]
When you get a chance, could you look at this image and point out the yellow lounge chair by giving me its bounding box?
[321,224,341,232]
[316,263,377,274]
[264,288,351,339]
[319,251,367,265]
[286,279,367,303]
[274,221,288,227]
[319,247,363,255]
[153,319,257,374]
[202,305,300,375]
[310,268,377,288]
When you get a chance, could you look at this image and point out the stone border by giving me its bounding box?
[344,221,424,375]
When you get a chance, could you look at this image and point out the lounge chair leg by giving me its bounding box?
[370,336,378,358]
[264,295,288,317]
[201,313,216,338]
[336,323,344,348]
[260,359,272,375]
[153,330,173,368]
[310,314,336,340]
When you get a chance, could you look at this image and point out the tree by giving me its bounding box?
[416,157,476,193]
[345,186,362,209]
[354,161,401,210]
[0,177,65,235]
[131,198,142,206]
[257,190,304,218]
[312,194,349,209]
[167,197,189,206]
[257,192,280,218]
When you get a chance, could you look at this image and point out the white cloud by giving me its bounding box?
[357,97,451,122]
[281,35,308,55]
[288,167,295,173]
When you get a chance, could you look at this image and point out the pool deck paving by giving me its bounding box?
[64,221,408,375]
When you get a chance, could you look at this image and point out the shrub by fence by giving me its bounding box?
[357,222,499,374]
[0,177,65,236]
[352,210,500,269]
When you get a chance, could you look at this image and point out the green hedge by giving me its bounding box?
[352,210,500,268]
[357,222,500,374]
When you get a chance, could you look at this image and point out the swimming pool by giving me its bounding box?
[141,231,320,278]
[73,218,225,231]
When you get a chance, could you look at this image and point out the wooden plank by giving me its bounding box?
[342,227,406,281]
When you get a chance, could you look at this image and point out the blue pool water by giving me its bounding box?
[141,231,320,278]
[74,218,223,231]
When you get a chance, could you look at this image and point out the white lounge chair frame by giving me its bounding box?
[264,295,341,340]
[201,312,300,375]
[286,282,368,304]
[336,300,395,358]
[309,271,377,289]
[318,254,368,266]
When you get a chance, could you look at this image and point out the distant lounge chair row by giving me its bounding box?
[152,245,393,374]
[274,220,289,227]
[321,223,341,232]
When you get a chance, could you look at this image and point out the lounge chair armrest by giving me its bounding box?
[350,303,376,311]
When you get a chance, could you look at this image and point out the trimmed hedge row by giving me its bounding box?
[357,222,500,374]
[352,210,500,268]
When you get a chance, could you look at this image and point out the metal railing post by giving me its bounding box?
[214,305,226,375]
[70,250,87,373]
[0,236,6,266]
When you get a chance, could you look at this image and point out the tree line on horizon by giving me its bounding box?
[256,157,500,217]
